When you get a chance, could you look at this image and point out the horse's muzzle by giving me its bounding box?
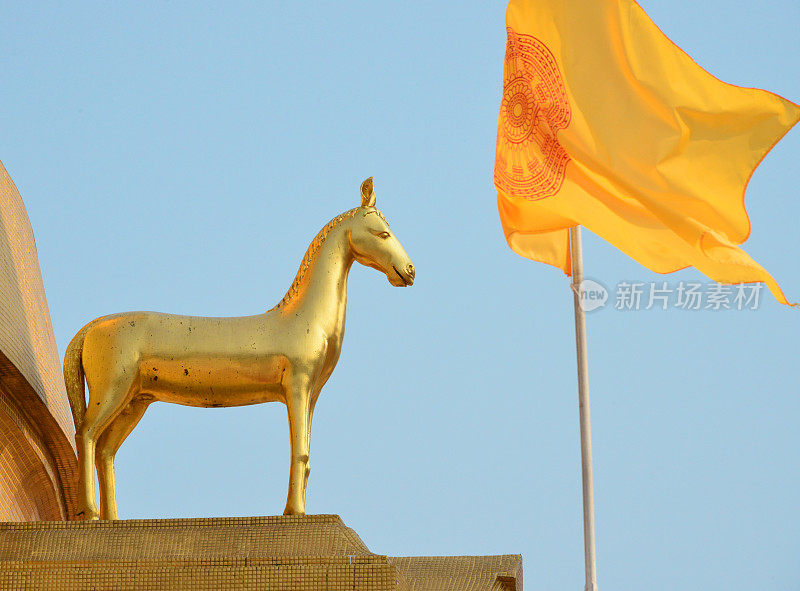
[392,264,415,287]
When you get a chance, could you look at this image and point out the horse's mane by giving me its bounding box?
[271,207,361,311]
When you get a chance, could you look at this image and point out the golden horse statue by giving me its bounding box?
[64,178,415,520]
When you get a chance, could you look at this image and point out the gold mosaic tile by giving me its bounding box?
[0,159,79,520]
[0,515,521,590]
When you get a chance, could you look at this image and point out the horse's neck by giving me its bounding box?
[278,226,353,336]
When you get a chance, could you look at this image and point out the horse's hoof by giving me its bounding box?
[76,508,100,521]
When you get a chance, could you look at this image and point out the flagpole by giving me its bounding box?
[569,225,598,591]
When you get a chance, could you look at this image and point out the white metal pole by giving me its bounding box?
[569,225,598,591]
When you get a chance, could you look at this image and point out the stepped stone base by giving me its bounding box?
[0,514,522,590]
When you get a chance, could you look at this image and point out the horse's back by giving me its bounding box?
[84,310,270,351]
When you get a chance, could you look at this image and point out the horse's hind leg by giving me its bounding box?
[77,373,135,520]
[95,398,150,520]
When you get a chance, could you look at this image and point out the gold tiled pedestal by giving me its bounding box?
[0,514,522,590]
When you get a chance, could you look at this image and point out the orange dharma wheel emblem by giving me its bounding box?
[495,28,572,200]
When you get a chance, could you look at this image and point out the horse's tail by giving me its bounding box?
[64,324,90,432]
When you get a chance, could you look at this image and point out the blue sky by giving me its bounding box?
[2,1,798,589]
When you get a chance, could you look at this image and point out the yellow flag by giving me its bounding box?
[495,0,800,304]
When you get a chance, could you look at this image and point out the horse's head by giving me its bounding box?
[348,178,415,287]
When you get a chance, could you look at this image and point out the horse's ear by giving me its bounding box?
[360,177,376,207]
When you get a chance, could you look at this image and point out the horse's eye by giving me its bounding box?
[378,232,390,239]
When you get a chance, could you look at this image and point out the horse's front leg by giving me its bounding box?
[284,374,312,516]
[301,400,317,502]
